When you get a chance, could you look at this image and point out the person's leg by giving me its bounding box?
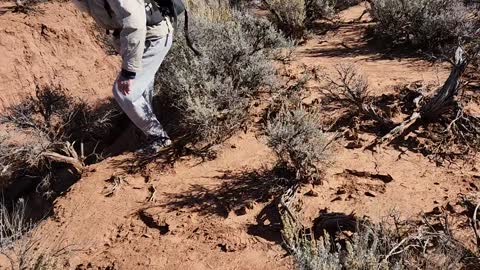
[143,80,155,107]
[113,33,173,139]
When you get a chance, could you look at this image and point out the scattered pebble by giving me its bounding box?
[305,189,319,197]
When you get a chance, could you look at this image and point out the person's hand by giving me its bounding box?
[117,76,133,95]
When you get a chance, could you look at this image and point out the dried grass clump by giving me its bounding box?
[0,199,61,270]
[155,10,287,150]
[369,0,475,50]
[185,0,234,22]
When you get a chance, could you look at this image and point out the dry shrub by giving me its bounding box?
[185,0,234,22]
[0,86,119,197]
[0,199,63,270]
[261,0,337,39]
[155,10,287,150]
[369,0,475,51]
[7,0,47,14]
[321,64,371,110]
[262,68,332,184]
[319,64,394,131]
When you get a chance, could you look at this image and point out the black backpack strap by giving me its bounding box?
[104,0,113,18]
[162,0,201,56]
[183,10,202,56]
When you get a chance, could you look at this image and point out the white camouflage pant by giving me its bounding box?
[113,33,173,138]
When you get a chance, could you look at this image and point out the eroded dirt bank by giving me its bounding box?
[0,1,118,107]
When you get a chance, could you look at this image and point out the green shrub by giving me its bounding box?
[281,205,480,270]
[262,0,336,39]
[369,0,475,50]
[155,11,287,149]
[265,106,330,183]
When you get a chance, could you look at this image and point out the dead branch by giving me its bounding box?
[147,185,157,202]
[41,152,84,174]
[103,175,127,197]
[41,142,84,174]
[376,47,469,146]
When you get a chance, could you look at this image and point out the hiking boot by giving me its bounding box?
[138,136,172,154]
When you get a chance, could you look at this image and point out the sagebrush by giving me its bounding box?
[369,0,475,50]
[261,0,336,39]
[155,10,287,149]
[281,204,480,270]
[266,107,330,183]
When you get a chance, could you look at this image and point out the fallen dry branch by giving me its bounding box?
[42,152,83,174]
[103,175,127,197]
[41,142,84,174]
[374,47,470,147]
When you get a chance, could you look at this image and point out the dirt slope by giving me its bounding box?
[292,4,450,93]
[0,1,118,107]
[2,2,479,269]
[291,3,478,222]
[34,133,292,269]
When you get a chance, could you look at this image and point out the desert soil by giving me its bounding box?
[0,2,478,270]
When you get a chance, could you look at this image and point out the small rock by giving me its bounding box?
[336,189,346,195]
[365,191,377,197]
[469,182,479,191]
[427,207,442,215]
[138,209,170,235]
[234,207,247,216]
[305,189,319,197]
[218,243,236,252]
[245,201,255,209]
[344,129,357,140]
[331,196,342,202]
[445,202,459,214]
[344,141,362,149]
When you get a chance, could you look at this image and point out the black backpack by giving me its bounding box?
[149,0,201,56]
[145,0,184,27]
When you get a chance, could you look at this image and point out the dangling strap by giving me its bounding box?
[104,0,113,18]
[183,10,202,56]
[166,0,201,56]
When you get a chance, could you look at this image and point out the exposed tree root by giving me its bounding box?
[372,47,473,148]
[42,142,84,174]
